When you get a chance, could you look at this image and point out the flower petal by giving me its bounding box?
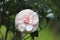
[29,19,33,24]
[30,12,39,25]
[21,24,26,27]
[26,25,33,32]
[32,24,38,32]
[18,25,25,32]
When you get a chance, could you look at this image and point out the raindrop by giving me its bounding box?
[0,8,3,12]
[5,0,10,3]
[34,3,38,5]
[6,11,9,14]
[47,9,52,13]
[38,4,41,8]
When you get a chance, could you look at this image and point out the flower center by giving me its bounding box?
[23,17,29,24]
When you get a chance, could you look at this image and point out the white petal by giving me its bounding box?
[15,15,23,26]
[19,9,33,16]
[33,17,39,25]
[21,24,26,27]
[18,25,25,32]
[15,20,22,26]
[29,19,32,24]
[31,12,39,25]
[26,25,33,32]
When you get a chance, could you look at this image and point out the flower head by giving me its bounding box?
[15,9,39,33]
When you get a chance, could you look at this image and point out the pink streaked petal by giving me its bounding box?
[22,16,30,24]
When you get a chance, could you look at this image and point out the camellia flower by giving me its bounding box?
[15,9,39,33]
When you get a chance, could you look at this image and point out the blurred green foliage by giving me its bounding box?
[0,0,60,40]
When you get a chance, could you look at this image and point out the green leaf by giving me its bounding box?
[0,31,3,40]
[0,25,7,40]
[23,33,31,40]
[6,31,14,40]
[35,27,52,40]
[40,18,47,28]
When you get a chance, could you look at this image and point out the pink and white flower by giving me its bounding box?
[15,9,39,33]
